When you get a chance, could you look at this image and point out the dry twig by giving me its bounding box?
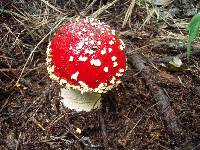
[91,0,119,18]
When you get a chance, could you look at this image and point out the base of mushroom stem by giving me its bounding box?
[60,88,102,112]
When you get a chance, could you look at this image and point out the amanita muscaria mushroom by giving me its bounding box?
[46,17,127,112]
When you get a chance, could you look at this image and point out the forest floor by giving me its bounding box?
[1,0,200,149]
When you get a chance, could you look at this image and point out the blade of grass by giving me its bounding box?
[187,12,200,60]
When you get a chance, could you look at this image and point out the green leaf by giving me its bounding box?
[187,12,200,60]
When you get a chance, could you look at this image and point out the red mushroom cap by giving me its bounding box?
[47,17,127,93]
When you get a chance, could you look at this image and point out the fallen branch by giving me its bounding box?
[127,54,182,147]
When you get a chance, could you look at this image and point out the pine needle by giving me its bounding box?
[122,0,135,28]
[15,16,68,85]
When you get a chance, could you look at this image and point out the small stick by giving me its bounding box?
[91,0,119,18]
[31,117,46,131]
[99,109,108,149]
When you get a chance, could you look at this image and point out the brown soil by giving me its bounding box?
[1,0,200,149]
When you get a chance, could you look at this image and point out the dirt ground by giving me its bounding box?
[1,0,200,149]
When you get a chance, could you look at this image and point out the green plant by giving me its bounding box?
[187,12,200,60]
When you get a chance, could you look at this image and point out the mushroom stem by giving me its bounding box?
[60,88,102,112]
